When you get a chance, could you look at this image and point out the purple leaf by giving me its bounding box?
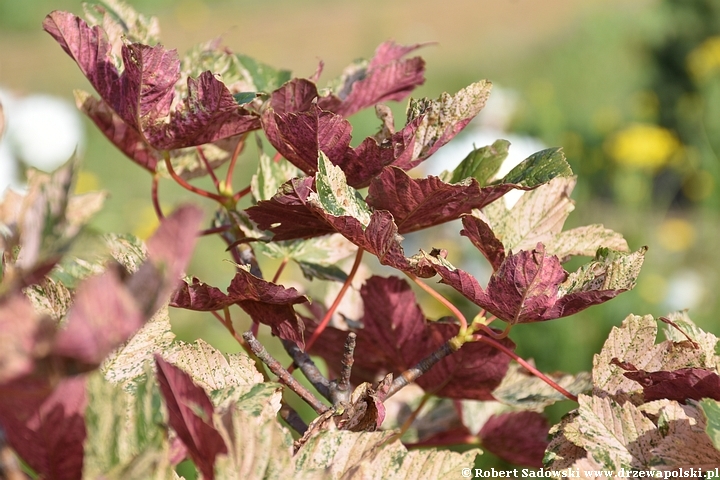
[75,91,159,172]
[478,411,550,467]
[263,104,422,188]
[155,356,227,480]
[247,177,335,240]
[430,244,644,324]
[366,167,516,234]
[0,376,87,480]
[322,41,426,118]
[307,276,513,400]
[228,268,308,348]
[460,213,506,271]
[171,270,308,348]
[0,294,51,384]
[620,366,720,403]
[44,11,260,154]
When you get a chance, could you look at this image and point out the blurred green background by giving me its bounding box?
[3,0,720,470]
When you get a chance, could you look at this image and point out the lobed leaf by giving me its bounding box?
[443,139,510,185]
[307,276,514,400]
[700,398,720,452]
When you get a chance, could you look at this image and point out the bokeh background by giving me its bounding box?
[3,0,720,470]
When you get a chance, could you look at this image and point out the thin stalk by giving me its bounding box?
[225,136,245,189]
[199,224,233,236]
[151,174,164,220]
[406,273,467,331]
[163,151,225,202]
[473,334,577,402]
[211,309,249,353]
[196,145,220,188]
[272,257,290,284]
[386,341,456,399]
[281,339,331,401]
[232,184,252,202]
[304,248,364,352]
[242,331,329,414]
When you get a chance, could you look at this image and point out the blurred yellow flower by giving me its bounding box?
[656,217,696,252]
[687,36,720,82]
[606,123,679,170]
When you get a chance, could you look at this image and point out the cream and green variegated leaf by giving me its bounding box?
[101,306,175,385]
[295,429,479,480]
[251,152,302,203]
[308,152,372,227]
[559,247,646,296]
[84,371,175,480]
[661,310,720,370]
[406,80,493,162]
[492,361,592,411]
[469,175,628,269]
[701,398,720,452]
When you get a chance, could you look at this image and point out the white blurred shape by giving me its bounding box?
[7,94,84,171]
[663,269,705,312]
[421,85,545,209]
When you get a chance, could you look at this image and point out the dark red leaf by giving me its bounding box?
[479,411,550,467]
[268,78,319,114]
[0,376,87,480]
[0,294,50,384]
[460,214,506,271]
[44,11,260,153]
[366,167,516,234]
[76,93,159,172]
[228,268,308,348]
[621,367,720,403]
[263,105,422,188]
[171,270,308,347]
[246,177,335,240]
[307,276,513,400]
[155,356,226,480]
[323,41,426,118]
[53,269,143,367]
[430,244,630,324]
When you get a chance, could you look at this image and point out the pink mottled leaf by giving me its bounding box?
[478,411,550,468]
[155,356,227,480]
[53,268,143,367]
[0,376,87,480]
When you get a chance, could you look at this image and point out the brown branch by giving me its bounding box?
[330,332,356,405]
[279,403,308,435]
[281,339,331,401]
[242,331,329,414]
[386,341,456,398]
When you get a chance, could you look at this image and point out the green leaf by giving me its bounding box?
[701,398,720,451]
[181,42,291,94]
[84,371,174,480]
[233,92,257,105]
[251,152,301,203]
[446,139,510,185]
[498,147,572,187]
[309,152,372,227]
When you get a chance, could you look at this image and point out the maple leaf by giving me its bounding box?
[318,40,427,118]
[362,145,571,234]
[307,275,514,400]
[171,269,308,347]
[468,176,629,270]
[155,356,227,479]
[426,244,645,324]
[247,154,437,277]
[43,11,260,161]
[263,97,421,188]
